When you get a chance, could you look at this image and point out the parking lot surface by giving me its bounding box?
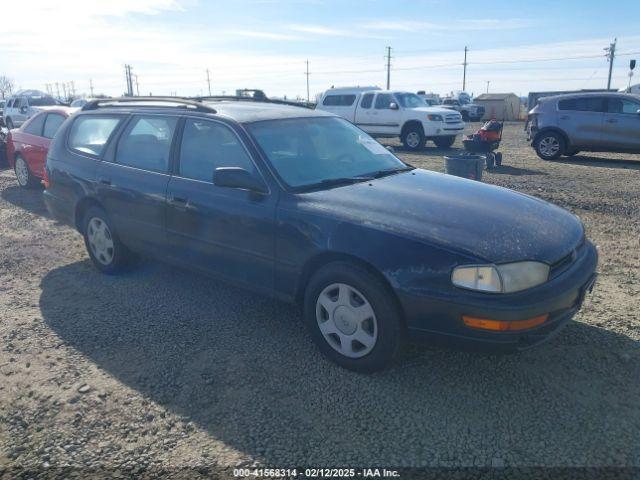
[1,123,639,476]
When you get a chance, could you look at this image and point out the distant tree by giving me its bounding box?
[0,76,15,99]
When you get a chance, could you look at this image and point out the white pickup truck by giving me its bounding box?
[316,87,465,150]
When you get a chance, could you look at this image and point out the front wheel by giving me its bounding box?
[433,135,456,149]
[534,132,565,160]
[401,125,425,151]
[83,206,132,274]
[304,262,403,373]
[14,155,39,188]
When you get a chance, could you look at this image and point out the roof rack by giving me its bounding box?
[193,95,314,110]
[81,96,217,113]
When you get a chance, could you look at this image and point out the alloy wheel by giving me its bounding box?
[405,132,420,149]
[538,136,560,158]
[15,158,29,186]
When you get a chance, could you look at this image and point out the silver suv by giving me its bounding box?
[527,92,640,160]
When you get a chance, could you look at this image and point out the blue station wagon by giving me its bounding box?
[43,97,598,372]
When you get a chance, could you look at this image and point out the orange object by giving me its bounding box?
[462,314,548,332]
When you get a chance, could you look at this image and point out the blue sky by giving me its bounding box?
[1,0,639,99]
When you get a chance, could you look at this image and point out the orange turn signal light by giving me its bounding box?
[462,314,548,332]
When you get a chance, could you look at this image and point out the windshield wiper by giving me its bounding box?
[301,176,374,191]
[367,166,415,178]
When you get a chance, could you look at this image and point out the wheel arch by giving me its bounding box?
[533,127,571,149]
[400,120,423,136]
[295,251,407,327]
[74,196,105,233]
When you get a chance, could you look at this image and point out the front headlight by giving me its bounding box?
[427,114,443,121]
[452,261,550,293]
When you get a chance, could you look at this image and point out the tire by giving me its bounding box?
[401,124,425,151]
[303,262,403,373]
[82,206,131,274]
[495,152,503,166]
[461,111,469,121]
[433,136,456,149]
[14,155,39,189]
[6,117,14,130]
[534,132,565,160]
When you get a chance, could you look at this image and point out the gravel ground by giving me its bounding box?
[0,122,639,478]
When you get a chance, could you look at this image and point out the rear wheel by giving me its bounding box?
[534,132,564,160]
[14,155,39,188]
[83,206,132,274]
[495,152,503,166]
[401,125,425,151]
[304,262,403,373]
[434,135,456,149]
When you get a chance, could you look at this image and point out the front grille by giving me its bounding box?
[445,113,462,123]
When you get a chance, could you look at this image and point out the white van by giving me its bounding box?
[316,87,464,150]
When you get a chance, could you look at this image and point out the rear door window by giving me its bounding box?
[68,115,123,156]
[115,115,178,173]
[374,93,393,109]
[23,113,46,136]
[43,113,66,139]
[179,119,255,182]
[360,93,374,109]
[558,97,605,112]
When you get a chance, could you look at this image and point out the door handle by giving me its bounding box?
[99,178,111,185]
[170,195,187,204]
[169,195,190,210]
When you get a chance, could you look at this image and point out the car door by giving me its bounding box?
[17,112,47,175]
[556,96,605,148]
[165,117,276,289]
[601,96,640,150]
[354,93,375,131]
[96,114,178,255]
[367,93,401,135]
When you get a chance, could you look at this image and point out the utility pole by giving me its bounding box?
[206,69,212,96]
[605,38,617,90]
[385,46,392,90]
[124,65,134,96]
[89,79,94,97]
[304,60,310,103]
[462,46,468,91]
[134,74,140,96]
[486,80,490,93]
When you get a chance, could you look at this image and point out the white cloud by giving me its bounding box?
[361,18,532,32]
[228,30,302,41]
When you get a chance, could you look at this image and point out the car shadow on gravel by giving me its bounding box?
[554,155,640,170]
[39,261,640,466]
[1,184,49,217]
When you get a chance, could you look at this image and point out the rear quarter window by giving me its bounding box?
[68,115,123,157]
[322,94,356,106]
[558,97,604,112]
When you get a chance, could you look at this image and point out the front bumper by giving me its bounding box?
[423,121,465,136]
[398,241,598,351]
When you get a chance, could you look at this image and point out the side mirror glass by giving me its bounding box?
[389,102,399,110]
[213,167,267,194]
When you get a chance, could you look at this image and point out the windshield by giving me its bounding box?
[29,96,57,106]
[394,92,426,108]
[247,117,408,190]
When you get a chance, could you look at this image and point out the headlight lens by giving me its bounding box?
[452,261,550,293]
[427,114,443,121]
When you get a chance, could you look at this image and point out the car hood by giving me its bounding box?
[410,106,460,116]
[297,169,584,264]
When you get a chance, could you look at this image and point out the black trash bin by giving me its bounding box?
[444,154,484,181]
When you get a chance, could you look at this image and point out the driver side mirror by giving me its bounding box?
[389,102,399,110]
[213,167,267,194]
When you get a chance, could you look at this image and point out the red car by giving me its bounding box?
[7,107,75,188]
